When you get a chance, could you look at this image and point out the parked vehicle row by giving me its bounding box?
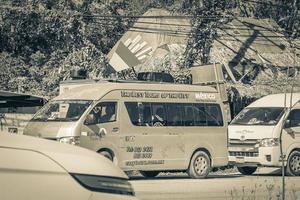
[23,79,300,178]
[2,79,300,200]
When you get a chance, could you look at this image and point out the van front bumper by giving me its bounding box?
[228,146,281,167]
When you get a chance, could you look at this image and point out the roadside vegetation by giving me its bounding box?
[225,181,298,200]
[0,0,298,97]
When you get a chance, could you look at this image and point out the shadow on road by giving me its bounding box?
[129,173,243,181]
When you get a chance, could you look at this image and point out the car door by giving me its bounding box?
[80,101,120,153]
[283,106,300,152]
[121,102,185,170]
[164,103,185,168]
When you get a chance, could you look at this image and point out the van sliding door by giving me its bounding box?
[122,102,185,170]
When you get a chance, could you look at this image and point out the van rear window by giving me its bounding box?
[125,102,223,127]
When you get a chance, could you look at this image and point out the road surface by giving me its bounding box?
[130,169,300,200]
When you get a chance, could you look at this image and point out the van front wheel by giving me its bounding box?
[237,166,257,175]
[140,171,160,178]
[99,151,113,161]
[287,150,300,176]
[188,151,211,179]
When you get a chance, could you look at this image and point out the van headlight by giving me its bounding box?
[259,138,279,147]
[71,173,135,196]
[58,136,80,145]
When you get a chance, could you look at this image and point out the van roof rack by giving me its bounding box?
[105,79,176,85]
[61,78,178,85]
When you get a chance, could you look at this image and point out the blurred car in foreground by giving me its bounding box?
[0,133,137,200]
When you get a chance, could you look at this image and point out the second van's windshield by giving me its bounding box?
[32,100,92,122]
[231,107,284,125]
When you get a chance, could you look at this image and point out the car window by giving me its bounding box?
[86,102,117,125]
[288,109,300,127]
[125,102,223,127]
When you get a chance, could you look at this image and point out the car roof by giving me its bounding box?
[0,134,127,179]
[248,93,300,108]
[55,80,217,101]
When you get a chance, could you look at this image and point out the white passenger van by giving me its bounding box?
[24,80,228,178]
[228,93,300,176]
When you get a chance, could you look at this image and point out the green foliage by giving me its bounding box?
[238,0,299,38]
[0,0,147,97]
[0,0,298,97]
[183,0,236,67]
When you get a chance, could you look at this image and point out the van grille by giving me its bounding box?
[229,139,259,148]
[229,151,259,157]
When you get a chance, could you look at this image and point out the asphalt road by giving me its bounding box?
[130,170,300,200]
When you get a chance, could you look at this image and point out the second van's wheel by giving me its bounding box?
[140,171,160,178]
[286,150,300,176]
[188,151,211,179]
[99,151,113,161]
[237,166,257,175]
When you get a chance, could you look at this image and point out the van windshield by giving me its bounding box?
[32,100,92,122]
[231,107,284,126]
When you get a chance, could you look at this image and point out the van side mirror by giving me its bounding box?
[84,114,96,125]
[284,119,291,129]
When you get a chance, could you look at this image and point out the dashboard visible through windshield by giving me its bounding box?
[32,100,92,122]
[231,107,285,126]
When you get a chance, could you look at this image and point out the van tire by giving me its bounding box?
[99,151,113,161]
[237,166,257,175]
[286,150,300,176]
[140,171,160,178]
[188,151,211,179]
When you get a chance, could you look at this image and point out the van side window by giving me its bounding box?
[125,102,223,127]
[152,103,166,126]
[194,104,207,126]
[194,103,223,126]
[166,104,183,126]
[287,109,300,127]
[141,103,152,126]
[125,102,153,126]
[86,102,117,125]
[183,104,196,126]
[124,102,139,125]
[206,104,224,126]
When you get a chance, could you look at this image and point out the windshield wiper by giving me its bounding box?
[231,122,248,125]
[32,118,49,122]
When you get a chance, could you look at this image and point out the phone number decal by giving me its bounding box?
[126,146,153,159]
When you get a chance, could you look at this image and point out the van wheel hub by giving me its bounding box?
[287,151,300,176]
[188,150,211,179]
[194,156,208,175]
[290,155,300,173]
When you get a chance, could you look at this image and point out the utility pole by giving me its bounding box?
[279,72,288,200]
[279,41,298,200]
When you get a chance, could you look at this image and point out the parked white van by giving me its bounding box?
[228,93,300,176]
[24,79,229,179]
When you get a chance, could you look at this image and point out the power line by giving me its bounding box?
[241,0,293,7]
[87,19,297,39]
[85,14,298,35]
[90,20,291,35]
[81,14,232,20]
